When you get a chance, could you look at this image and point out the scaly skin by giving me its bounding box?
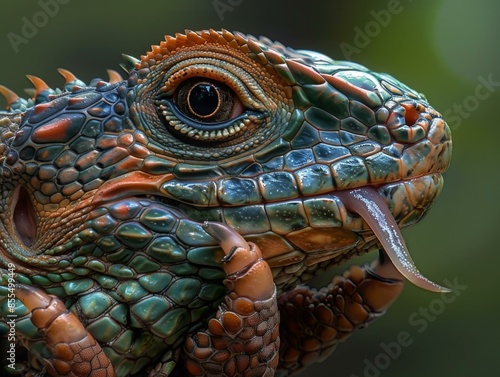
[0,30,451,376]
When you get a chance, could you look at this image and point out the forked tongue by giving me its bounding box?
[336,187,450,293]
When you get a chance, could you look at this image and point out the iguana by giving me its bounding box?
[0,29,451,377]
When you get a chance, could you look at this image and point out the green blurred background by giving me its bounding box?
[0,0,497,376]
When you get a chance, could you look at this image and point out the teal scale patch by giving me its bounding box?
[223,205,271,234]
[90,214,119,234]
[138,273,173,293]
[129,255,161,273]
[145,236,187,263]
[87,316,121,343]
[365,152,402,182]
[115,223,153,249]
[78,291,113,318]
[139,208,177,233]
[218,178,260,205]
[151,307,189,339]
[106,248,134,264]
[131,296,171,323]
[95,274,118,289]
[295,164,334,196]
[166,278,201,305]
[87,259,106,272]
[258,171,298,201]
[31,275,52,286]
[46,273,63,282]
[169,263,198,275]
[112,329,134,353]
[45,286,65,296]
[266,200,308,234]
[198,283,227,301]
[186,246,224,267]
[349,100,376,126]
[97,235,122,253]
[175,220,216,246]
[290,122,321,149]
[198,267,225,281]
[331,156,369,189]
[63,279,94,295]
[116,280,148,302]
[304,107,340,131]
[303,197,343,227]
[109,303,129,325]
[15,317,39,339]
[303,82,349,118]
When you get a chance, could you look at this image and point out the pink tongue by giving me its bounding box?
[336,187,450,293]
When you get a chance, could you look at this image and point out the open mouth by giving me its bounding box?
[12,186,37,247]
[335,181,450,293]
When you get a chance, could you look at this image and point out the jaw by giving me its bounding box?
[241,173,446,291]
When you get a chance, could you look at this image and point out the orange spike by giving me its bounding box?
[25,75,50,96]
[57,68,77,84]
[106,69,123,84]
[0,85,20,107]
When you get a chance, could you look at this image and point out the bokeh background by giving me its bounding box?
[0,0,497,376]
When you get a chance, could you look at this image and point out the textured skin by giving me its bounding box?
[0,30,451,376]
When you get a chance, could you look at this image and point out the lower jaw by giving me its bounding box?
[179,173,445,290]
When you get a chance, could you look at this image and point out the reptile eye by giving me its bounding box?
[157,76,266,143]
[175,78,244,122]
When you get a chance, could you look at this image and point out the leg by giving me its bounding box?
[180,222,280,377]
[15,285,115,377]
[277,252,404,376]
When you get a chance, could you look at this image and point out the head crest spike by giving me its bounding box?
[57,68,79,84]
[25,75,50,96]
[57,68,77,84]
[57,68,86,91]
[106,69,123,84]
[0,85,20,107]
[121,54,140,72]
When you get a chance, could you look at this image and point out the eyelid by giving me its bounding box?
[160,64,266,111]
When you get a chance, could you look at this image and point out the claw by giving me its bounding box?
[204,221,274,301]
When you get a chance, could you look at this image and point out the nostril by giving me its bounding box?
[401,103,420,126]
[13,187,37,247]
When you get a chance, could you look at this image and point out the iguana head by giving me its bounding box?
[0,30,451,292]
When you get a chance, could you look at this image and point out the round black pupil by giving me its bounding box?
[189,84,219,116]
